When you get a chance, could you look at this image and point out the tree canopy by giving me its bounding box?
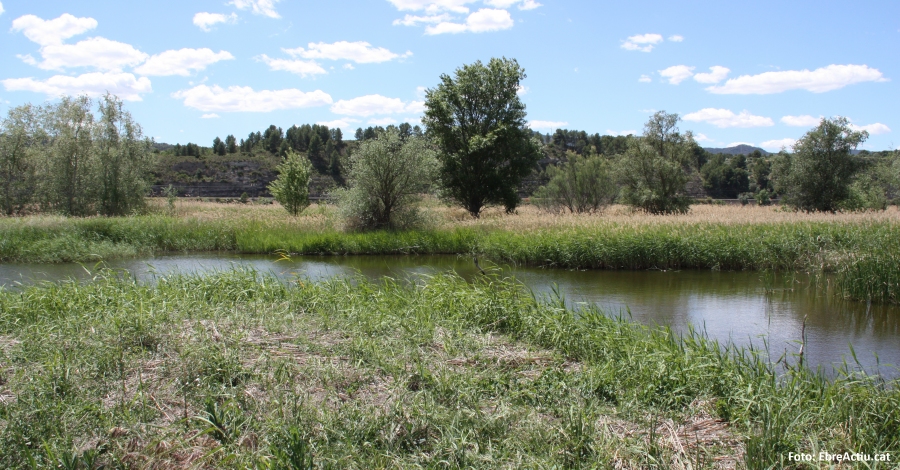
[423,57,542,217]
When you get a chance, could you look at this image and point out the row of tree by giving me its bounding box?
[0,94,152,216]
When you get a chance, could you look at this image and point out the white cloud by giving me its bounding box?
[659,65,694,84]
[393,13,453,26]
[11,13,97,46]
[694,133,713,142]
[135,48,233,76]
[621,33,663,52]
[193,12,238,32]
[229,0,281,18]
[2,72,152,101]
[781,115,822,127]
[330,94,424,116]
[405,100,426,114]
[426,8,514,34]
[201,113,220,119]
[668,35,684,42]
[387,0,475,14]
[606,129,637,136]
[172,85,332,112]
[0,2,5,16]
[516,85,528,95]
[850,122,891,135]
[519,0,542,10]
[316,118,360,129]
[284,41,410,64]
[343,63,355,70]
[258,55,327,78]
[416,86,428,97]
[760,138,796,150]
[25,37,148,71]
[693,66,730,84]
[638,75,652,83]
[484,0,542,9]
[683,108,774,128]
[369,117,398,126]
[707,64,887,94]
[528,120,568,130]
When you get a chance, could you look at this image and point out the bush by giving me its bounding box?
[533,153,617,214]
[268,149,313,216]
[335,128,436,231]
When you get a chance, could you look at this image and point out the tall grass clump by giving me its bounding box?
[0,269,897,467]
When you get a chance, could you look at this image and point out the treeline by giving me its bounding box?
[0,94,153,216]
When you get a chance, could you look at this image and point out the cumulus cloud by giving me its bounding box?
[693,66,730,84]
[331,94,422,116]
[284,41,410,64]
[193,12,238,31]
[707,64,887,94]
[694,133,713,142]
[518,0,542,10]
[621,33,663,52]
[386,0,476,14]
[135,48,233,76]
[426,8,513,34]
[850,122,891,135]
[760,138,796,150]
[683,108,774,128]
[201,113,220,119]
[668,35,684,42]
[23,37,148,71]
[528,120,568,130]
[638,75,652,83]
[258,55,327,78]
[172,85,332,112]
[0,2,5,16]
[393,13,453,26]
[11,13,97,45]
[781,115,822,127]
[659,65,694,84]
[606,129,637,136]
[229,0,281,18]
[2,72,152,101]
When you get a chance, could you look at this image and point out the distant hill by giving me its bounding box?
[702,144,769,156]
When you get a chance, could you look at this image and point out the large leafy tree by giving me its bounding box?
[423,57,542,217]
[0,104,41,215]
[772,117,867,212]
[617,111,695,214]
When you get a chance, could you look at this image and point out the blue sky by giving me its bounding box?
[1,0,897,151]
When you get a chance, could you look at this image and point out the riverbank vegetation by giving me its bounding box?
[1,269,897,468]
[1,202,899,304]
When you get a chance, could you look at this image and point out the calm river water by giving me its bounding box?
[2,254,897,377]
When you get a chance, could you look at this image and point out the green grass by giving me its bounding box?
[0,269,897,468]
[2,212,899,303]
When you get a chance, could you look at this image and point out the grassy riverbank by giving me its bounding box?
[0,269,897,468]
[1,201,899,303]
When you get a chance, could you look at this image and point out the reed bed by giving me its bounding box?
[2,202,899,303]
[0,269,896,468]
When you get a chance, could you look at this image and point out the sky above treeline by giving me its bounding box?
[0,0,897,151]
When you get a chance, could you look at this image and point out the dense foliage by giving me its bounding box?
[336,128,436,230]
[533,152,617,213]
[0,94,153,216]
[423,58,542,217]
[616,111,694,214]
[268,149,313,216]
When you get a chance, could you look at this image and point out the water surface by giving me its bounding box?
[2,254,897,377]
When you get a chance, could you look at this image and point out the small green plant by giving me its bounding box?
[269,149,313,216]
[240,192,249,204]
[755,189,771,206]
[270,426,315,470]
[738,192,751,206]
[164,184,178,213]
[196,399,245,445]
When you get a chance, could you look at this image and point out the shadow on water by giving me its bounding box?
[1,253,898,378]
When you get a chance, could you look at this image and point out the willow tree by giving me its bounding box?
[423,57,542,217]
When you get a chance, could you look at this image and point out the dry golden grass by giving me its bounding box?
[149,197,900,233]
